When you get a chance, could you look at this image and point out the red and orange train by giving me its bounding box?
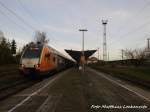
[19,43,74,77]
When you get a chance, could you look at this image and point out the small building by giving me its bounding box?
[87,57,98,64]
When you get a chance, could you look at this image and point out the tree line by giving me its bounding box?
[121,48,150,66]
[0,31,18,65]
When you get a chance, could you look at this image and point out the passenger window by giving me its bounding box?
[53,57,55,62]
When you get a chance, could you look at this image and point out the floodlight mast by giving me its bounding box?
[102,20,108,61]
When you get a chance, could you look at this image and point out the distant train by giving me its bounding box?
[19,42,74,77]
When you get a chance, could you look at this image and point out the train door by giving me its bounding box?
[53,54,57,67]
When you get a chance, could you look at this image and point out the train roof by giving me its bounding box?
[46,45,74,62]
[25,43,74,62]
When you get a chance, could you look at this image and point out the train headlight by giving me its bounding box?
[20,64,25,68]
[35,64,40,69]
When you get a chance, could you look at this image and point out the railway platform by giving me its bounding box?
[0,67,149,112]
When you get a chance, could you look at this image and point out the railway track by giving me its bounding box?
[0,71,17,77]
[0,71,40,101]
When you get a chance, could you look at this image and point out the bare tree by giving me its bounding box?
[124,49,136,59]
[0,30,4,42]
[123,48,147,66]
[34,31,49,44]
[134,49,145,60]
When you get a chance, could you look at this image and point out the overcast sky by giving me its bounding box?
[0,0,150,60]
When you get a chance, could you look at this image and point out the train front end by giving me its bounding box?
[19,44,43,76]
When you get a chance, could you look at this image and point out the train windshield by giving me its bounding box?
[22,46,43,58]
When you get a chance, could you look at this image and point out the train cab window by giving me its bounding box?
[22,46,42,58]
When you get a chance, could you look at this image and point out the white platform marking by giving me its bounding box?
[7,71,65,112]
[90,68,150,102]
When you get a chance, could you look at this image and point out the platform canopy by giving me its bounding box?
[65,49,96,63]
